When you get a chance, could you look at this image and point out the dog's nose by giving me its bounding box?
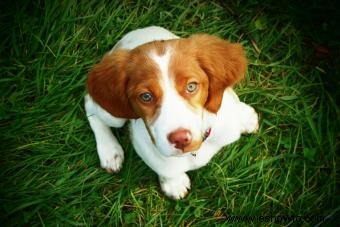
[168,128,192,150]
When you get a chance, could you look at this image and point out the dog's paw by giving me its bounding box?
[97,143,124,173]
[159,174,191,200]
[239,103,259,134]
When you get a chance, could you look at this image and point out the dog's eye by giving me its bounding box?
[186,82,198,93]
[139,92,153,103]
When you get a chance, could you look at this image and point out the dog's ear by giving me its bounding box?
[190,34,247,113]
[87,50,138,119]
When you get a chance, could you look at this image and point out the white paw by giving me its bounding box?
[240,103,259,134]
[159,174,191,200]
[97,143,124,173]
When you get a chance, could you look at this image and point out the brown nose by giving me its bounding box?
[167,128,192,150]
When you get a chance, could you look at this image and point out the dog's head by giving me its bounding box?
[87,34,246,156]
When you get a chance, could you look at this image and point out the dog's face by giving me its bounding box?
[87,35,246,156]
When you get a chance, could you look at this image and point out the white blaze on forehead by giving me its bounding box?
[148,48,173,87]
[148,46,203,155]
[148,47,185,124]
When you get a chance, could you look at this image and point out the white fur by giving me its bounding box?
[85,26,258,199]
[110,26,179,52]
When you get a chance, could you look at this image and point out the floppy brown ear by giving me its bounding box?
[190,34,247,113]
[87,50,138,119]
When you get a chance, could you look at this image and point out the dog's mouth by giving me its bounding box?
[167,130,211,157]
[154,140,202,157]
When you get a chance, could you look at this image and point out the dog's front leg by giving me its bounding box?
[238,102,259,134]
[159,173,191,200]
[85,95,126,173]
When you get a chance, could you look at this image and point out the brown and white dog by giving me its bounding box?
[85,26,258,199]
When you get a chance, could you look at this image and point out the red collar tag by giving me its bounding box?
[203,127,211,141]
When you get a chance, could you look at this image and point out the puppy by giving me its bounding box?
[85,26,258,199]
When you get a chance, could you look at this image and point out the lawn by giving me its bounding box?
[1,0,339,226]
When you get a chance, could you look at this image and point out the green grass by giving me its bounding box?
[1,0,339,226]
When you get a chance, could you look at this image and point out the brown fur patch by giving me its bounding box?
[188,34,247,113]
[87,50,138,118]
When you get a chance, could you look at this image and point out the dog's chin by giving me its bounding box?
[157,147,183,157]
